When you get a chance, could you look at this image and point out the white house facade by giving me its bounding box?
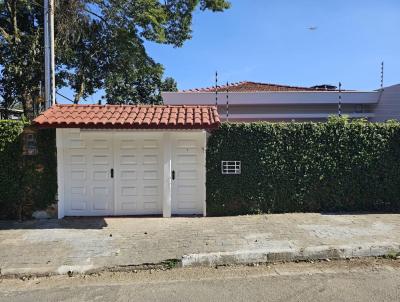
[33,104,220,218]
[162,82,400,122]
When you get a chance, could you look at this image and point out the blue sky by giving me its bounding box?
[59,0,400,103]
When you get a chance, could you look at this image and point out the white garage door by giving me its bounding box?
[60,129,205,217]
[113,132,163,215]
[62,130,163,216]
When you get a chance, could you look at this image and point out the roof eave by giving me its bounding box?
[32,122,221,130]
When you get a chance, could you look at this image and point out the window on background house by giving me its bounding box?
[355,104,364,113]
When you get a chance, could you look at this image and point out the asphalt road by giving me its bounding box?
[1,259,400,302]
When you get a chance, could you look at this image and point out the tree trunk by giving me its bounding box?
[8,0,20,43]
[74,78,85,104]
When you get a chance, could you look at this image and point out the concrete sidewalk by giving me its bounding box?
[0,214,400,276]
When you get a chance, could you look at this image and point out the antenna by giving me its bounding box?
[226,82,229,121]
[380,61,384,90]
[338,82,342,117]
[215,71,218,106]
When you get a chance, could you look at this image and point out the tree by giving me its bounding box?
[0,0,230,117]
[0,1,44,118]
[161,77,178,92]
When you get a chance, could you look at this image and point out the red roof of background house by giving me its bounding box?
[33,105,220,129]
[181,81,339,92]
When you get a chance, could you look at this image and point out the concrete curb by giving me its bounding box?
[2,243,399,278]
[181,242,400,267]
[0,261,179,279]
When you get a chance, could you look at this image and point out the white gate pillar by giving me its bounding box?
[56,128,65,219]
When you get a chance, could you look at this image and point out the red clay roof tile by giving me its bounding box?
[33,105,220,129]
[181,81,340,92]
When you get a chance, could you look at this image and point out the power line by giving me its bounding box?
[56,91,74,103]
[31,0,45,9]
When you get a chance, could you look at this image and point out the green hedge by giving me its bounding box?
[0,120,57,219]
[206,117,400,216]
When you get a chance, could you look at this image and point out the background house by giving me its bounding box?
[162,81,400,122]
[0,107,24,120]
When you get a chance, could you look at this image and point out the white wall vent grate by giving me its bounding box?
[221,161,241,175]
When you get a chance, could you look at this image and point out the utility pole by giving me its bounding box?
[44,0,55,109]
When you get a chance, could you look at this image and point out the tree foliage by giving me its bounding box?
[0,0,230,116]
[0,121,57,220]
[0,1,44,118]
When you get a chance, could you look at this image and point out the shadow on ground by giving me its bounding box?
[0,217,108,230]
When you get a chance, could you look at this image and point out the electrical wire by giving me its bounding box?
[56,91,74,103]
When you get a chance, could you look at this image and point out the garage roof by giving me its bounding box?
[33,105,220,129]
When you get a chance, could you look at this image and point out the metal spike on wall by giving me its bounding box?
[338,82,342,117]
[215,71,218,106]
[226,81,229,121]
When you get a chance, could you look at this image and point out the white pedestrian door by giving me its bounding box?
[171,133,205,215]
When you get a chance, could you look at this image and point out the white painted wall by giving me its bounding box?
[163,86,400,122]
[162,91,380,105]
[220,113,374,122]
[56,129,65,219]
[371,84,400,122]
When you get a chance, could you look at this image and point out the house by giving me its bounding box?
[33,104,220,218]
[0,107,24,120]
[162,81,400,122]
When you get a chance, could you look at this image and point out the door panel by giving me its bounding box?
[114,134,139,213]
[64,130,114,216]
[114,133,163,215]
[171,134,204,215]
[86,132,114,214]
